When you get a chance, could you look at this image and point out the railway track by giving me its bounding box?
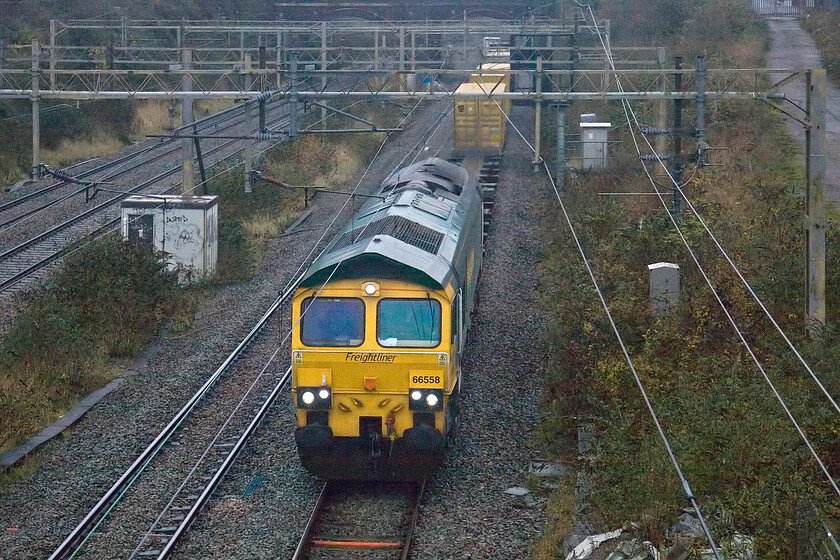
[0,100,268,231]
[292,480,426,560]
[48,274,302,560]
[0,100,291,294]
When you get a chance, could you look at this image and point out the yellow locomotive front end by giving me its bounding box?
[291,278,457,480]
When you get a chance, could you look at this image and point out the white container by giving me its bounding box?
[120,195,218,282]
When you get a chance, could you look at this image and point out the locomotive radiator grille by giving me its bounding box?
[332,215,444,254]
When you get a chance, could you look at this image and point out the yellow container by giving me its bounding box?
[454,82,509,152]
[470,62,511,91]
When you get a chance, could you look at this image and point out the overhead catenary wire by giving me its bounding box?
[495,84,722,557]
[582,1,840,505]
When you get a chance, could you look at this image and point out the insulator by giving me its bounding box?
[640,127,671,135]
[639,154,671,162]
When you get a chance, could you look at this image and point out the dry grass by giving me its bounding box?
[130,99,235,140]
[132,101,174,137]
[41,135,125,168]
[39,99,239,169]
[531,477,576,560]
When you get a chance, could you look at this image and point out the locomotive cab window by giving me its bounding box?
[377,298,441,348]
[301,297,365,347]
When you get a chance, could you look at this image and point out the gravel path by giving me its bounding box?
[765,18,840,205]
[0,101,553,559]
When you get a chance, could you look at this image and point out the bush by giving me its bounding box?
[0,238,177,453]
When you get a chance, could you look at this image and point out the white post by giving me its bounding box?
[648,262,680,316]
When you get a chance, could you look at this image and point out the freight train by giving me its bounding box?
[290,157,483,480]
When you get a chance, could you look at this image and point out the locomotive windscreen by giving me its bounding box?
[377,298,441,348]
[300,297,364,347]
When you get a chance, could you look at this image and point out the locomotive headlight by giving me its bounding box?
[364,283,377,295]
[298,387,332,409]
[409,389,443,411]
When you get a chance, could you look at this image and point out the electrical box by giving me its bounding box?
[580,117,611,171]
[120,195,218,283]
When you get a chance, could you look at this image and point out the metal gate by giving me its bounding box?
[751,0,805,16]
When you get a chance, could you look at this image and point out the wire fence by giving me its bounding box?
[751,0,806,16]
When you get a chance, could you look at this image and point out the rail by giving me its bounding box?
[48,271,304,560]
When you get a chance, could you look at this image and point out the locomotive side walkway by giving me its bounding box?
[766,17,840,206]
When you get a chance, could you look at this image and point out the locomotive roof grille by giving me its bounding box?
[332,215,444,254]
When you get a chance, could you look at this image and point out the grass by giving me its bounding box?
[41,136,126,168]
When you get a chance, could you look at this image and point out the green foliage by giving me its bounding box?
[804,9,840,84]
[0,238,177,453]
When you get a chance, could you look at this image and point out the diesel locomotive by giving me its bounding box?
[290,157,483,480]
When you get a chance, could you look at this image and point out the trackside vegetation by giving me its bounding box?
[0,240,178,457]
[535,1,840,557]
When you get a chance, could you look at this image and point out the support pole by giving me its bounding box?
[193,124,207,193]
[49,20,56,89]
[806,68,826,335]
[463,11,467,63]
[555,102,567,196]
[696,55,706,165]
[245,101,253,193]
[410,30,416,91]
[289,52,298,138]
[181,47,194,193]
[374,30,379,71]
[399,26,406,92]
[276,30,283,91]
[533,56,543,172]
[671,56,683,222]
[31,40,40,180]
[259,43,266,130]
[320,20,327,124]
[656,47,667,158]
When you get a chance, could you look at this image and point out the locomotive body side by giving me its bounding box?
[290,158,482,480]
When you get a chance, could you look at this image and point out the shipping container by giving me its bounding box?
[454,82,509,152]
[471,63,511,91]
